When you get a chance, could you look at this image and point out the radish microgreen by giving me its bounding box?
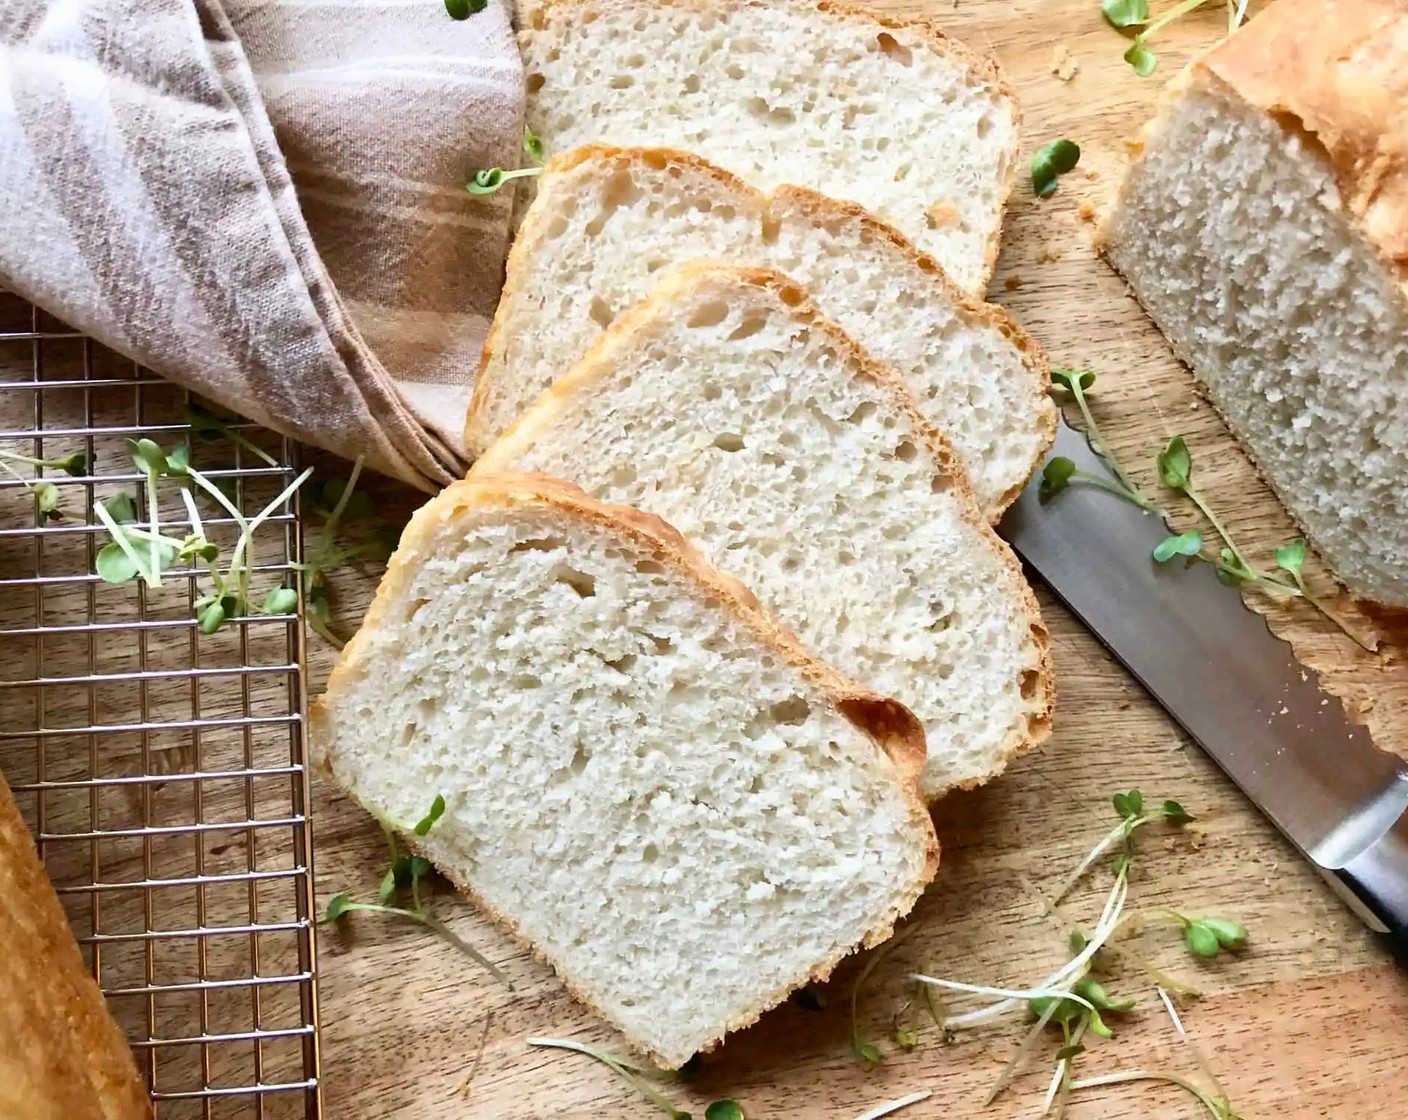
[525,1038,692,1118]
[468,129,548,195]
[444,0,487,18]
[322,794,511,987]
[1045,370,1158,512]
[1112,0,1249,78]
[852,1090,932,1120]
[849,922,921,1064]
[1031,139,1082,197]
[0,447,89,522]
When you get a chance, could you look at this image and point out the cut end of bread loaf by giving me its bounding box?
[476,264,1054,799]
[468,145,1054,518]
[310,472,937,1068]
[517,0,1019,293]
[1100,55,1408,607]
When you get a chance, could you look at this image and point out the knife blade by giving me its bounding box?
[1000,415,1408,955]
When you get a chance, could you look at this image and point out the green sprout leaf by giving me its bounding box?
[96,542,141,584]
[413,793,447,836]
[1072,977,1135,1014]
[852,1036,882,1064]
[893,1023,918,1051]
[1055,1043,1086,1063]
[105,492,138,523]
[1156,436,1193,491]
[261,585,299,615]
[197,597,229,635]
[1031,139,1082,197]
[1184,921,1220,959]
[1086,1007,1115,1039]
[444,0,487,18]
[1275,538,1307,576]
[1028,995,1083,1028]
[1125,37,1157,76]
[1153,530,1203,564]
[1201,917,1248,951]
[1040,456,1077,498]
[1215,547,1249,587]
[705,1102,744,1120]
[1112,790,1143,820]
[1162,799,1194,825]
[1051,368,1097,394]
[316,477,375,521]
[324,893,353,921]
[523,124,545,165]
[127,437,168,478]
[179,535,219,564]
[378,866,399,904]
[58,450,90,476]
[34,481,61,521]
[466,165,543,196]
[1103,0,1150,28]
[408,855,432,881]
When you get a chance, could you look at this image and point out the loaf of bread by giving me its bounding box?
[1099,0,1408,606]
[310,472,938,1068]
[468,146,1055,520]
[518,0,1019,295]
[475,264,1053,798]
[0,773,151,1120]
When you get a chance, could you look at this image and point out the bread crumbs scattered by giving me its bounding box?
[1037,244,1061,264]
[1124,137,1146,158]
[1003,275,1022,291]
[1051,44,1079,81]
[1078,201,1097,223]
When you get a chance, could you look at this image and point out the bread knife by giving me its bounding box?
[999,415,1408,961]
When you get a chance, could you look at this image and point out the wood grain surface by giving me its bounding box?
[9,0,1408,1117]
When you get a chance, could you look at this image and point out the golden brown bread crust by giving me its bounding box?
[472,261,1055,795]
[310,469,940,1066]
[468,144,1054,518]
[0,774,151,1120]
[1198,0,1408,278]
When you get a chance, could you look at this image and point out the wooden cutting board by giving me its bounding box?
[307,1,1408,1116]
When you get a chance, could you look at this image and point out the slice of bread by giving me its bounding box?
[310,472,938,1069]
[518,0,1019,295]
[475,265,1054,799]
[1099,0,1408,606]
[468,146,1055,520]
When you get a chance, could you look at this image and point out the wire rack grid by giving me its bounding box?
[0,291,323,1119]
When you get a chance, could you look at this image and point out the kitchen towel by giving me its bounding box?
[0,0,524,491]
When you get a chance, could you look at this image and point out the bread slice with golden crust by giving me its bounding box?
[0,773,151,1120]
[517,0,1019,295]
[310,471,938,1068]
[468,146,1054,519]
[475,264,1054,799]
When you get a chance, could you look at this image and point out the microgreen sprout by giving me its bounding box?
[852,1090,933,1120]
[1031,139,1081,198]
[466,166,543,196]
[1115,0,1250,78]
[850,922,921,1063]
[892,1022,918,1051]
[1045,370,1158,512]
[523,124,545,165]
[1173,915,1248,959]
[444,0,487,18]
[0,446,88,523]
[526,1038,691,1119]
[322,794,510,987]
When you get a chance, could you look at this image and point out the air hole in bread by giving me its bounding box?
[976,115,994,140]
[927,607,953,632]
[550,564,597,597]
[648,632,674,652]
[641,842,660,862]
[588,295,615,328]
[644,258,669,274]
[894,441,919,462]
[760,451,785,468]
[569,743,590,774]
[511,674,542,690]
[874,32,913,66]
[687,300,729,328]
[511,536,566,553]
[769,697,811,725]
[712,433,745,452]
[846,401,878,425]
[778,285,806,308]
[725,62,745,79]
[635,560,665,575]
[609,74,634,89]
[1020,669,1041,700]
[726,312,769,342]
[405,597,430,622]
[526,73,545,93]
[931,474,952,493]
[702,382,722,401]
[605,653,636,673]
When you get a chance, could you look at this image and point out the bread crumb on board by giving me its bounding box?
[1124,137,1146,158]
[1003,275,1022,291]
[1037,244,1061,264]
[1052,44,1079,81]
[1078,201,1098,223]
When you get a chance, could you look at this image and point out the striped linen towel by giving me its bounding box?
[0,0,524,491]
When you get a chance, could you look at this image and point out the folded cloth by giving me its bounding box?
[0,0,524,491]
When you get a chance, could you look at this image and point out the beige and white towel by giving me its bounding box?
[0,0,523,491]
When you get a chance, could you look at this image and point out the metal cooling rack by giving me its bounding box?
[0,293,322,1119]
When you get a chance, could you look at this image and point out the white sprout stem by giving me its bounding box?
[910,976,1097,1011]
[982,990,1063,1106]
[180,486,207,544]
[1228,0,1249,30]
[1068,1072,1225,1119]
[524,1038,652,1077]
[1042,1058,1065,1115]
[94,500,155,586]
[231,465,313,605]
[1051,817,1143,905]
[1159,985,1228,1100]
[933,870,1129,1029]
[852,1089,933,1120]
[144,468,163,587]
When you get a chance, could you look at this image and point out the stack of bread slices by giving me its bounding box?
[313,0,1057,1071]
